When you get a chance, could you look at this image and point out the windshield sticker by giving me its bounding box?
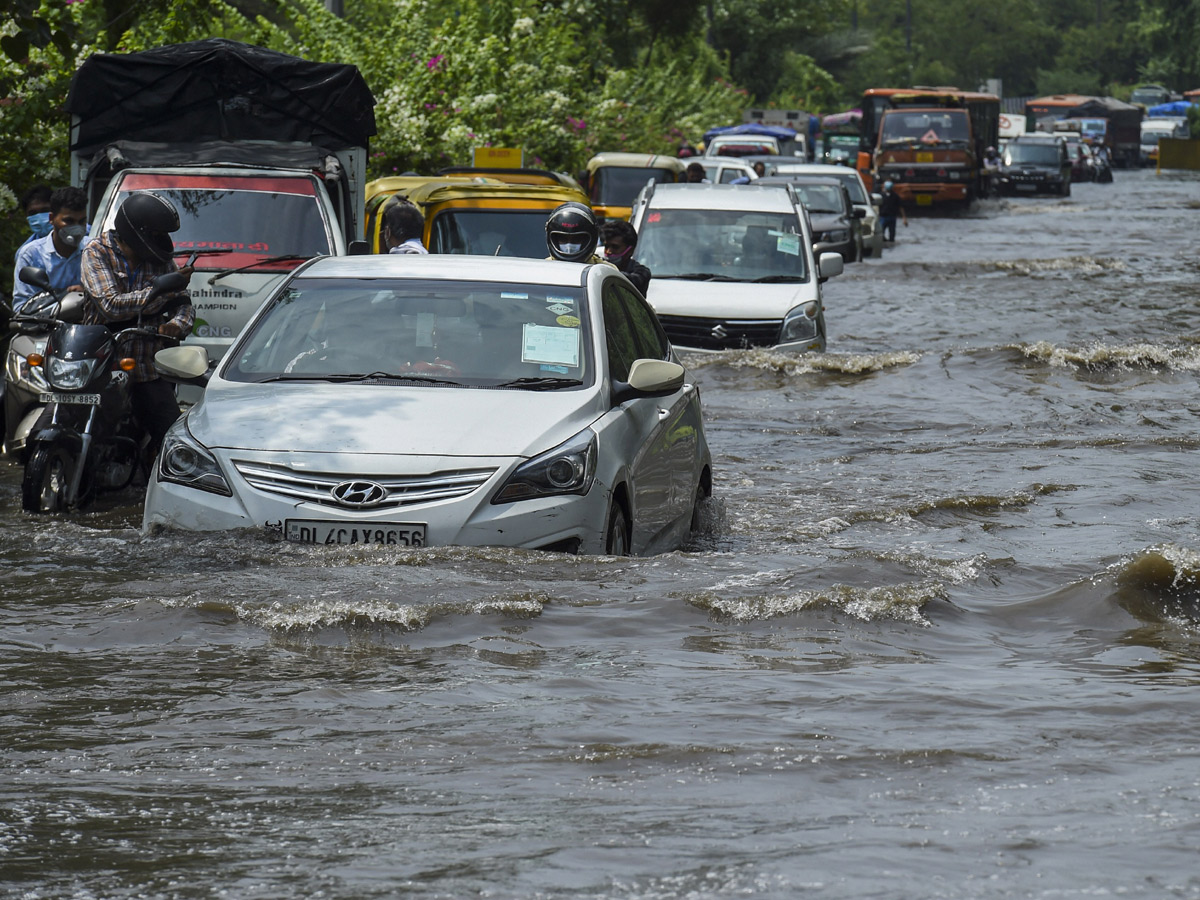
[416,312,435,348]
[522,324,580,367]
[547,303,573,316]
[556,314,580,328]
[547,296,575,305]
[501,292,529,300]
[776,233,801,256]
[647,212,662,223]
[540,364,570,374]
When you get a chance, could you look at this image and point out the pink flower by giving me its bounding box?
[426,54,445,71]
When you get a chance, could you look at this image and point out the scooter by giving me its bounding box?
[20,269,187,513]
[3,268,87,459]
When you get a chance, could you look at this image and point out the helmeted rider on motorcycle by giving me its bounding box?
[79,191,194,462]
[545,202,606,264]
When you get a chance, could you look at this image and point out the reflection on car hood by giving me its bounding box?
[645,278,816,320]
[188,381,600,458]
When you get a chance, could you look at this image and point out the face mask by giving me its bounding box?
[27,212,52,238]
[605,245,631,262]
[557,240,584,256]
[58,224,87,250]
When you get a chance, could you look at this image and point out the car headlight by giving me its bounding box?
[157,416,232,496]
[820,229,850,243]
[780,301,821,343]
[6,344,49,393]
[492,429,597,504]
[45,356,102,391]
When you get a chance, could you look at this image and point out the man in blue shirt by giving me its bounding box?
[11,186,89,311]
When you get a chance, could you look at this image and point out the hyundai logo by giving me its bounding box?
[331,480,388,508]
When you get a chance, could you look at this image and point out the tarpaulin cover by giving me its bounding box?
[1148,100,1196,117]
[1065,96,1142,124]
[66,38,376,154]
[703,123,799,145]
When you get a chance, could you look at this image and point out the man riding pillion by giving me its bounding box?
[11,186,89,313]
[80,191,195,462]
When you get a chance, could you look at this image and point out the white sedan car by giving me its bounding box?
[145,255,712,556]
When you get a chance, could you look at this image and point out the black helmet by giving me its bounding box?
[545,202,598,263]
[115,192,179,263]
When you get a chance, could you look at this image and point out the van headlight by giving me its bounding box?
[492,429,597,503]
[780,301,821,343]
[819,229,849,243]
[157,416,232,496]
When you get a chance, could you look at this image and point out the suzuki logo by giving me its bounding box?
[711,323,728,339]
[331,480,388,508]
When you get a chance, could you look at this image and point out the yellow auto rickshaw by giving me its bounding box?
[581,152,687,221]
[402,181,591,258]
[436,166,586,194]
[364,174,502,253]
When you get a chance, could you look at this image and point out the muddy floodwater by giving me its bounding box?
[4,169,1200,899]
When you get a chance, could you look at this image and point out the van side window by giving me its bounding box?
[615,283,671,361]
[602,281,638,382]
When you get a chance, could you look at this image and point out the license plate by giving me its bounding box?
[916,152,934,163]
[1016,184,1037,192]
[286,519,427,546]
[916,194,933,206]
[39,392,101,406]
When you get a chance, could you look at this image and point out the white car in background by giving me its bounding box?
[628,182,843,354]
[146,255,712,556]
[698,158,760,184]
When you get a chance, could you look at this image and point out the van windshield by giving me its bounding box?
[592,167,677,207]
[105,173,334,270]
[429,209,554,258]
[635,207,809,283]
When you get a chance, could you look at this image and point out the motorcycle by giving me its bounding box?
[3,268,87,459]
[19,269,187,513]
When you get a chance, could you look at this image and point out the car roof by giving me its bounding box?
[639,182,798,211]
[768,163,862,178]
[296,254,590,287]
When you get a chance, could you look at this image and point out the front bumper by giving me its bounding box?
[143,448,614,554]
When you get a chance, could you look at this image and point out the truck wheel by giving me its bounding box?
[605,501,630,556]
[23,442,76,513]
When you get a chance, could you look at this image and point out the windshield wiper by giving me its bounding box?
[495,376,584,390]
[208,254,317,285]
[327,372,464,386]
[752,274,807,283]
[661,272,743,282]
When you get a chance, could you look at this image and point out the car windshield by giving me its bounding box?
[1005,143,1061,165]
[592,167,677,206]
[792,184,846,214]
[635,207,809,282]
[224,278,592,388]
[428,209,553,258]
[880,110,970,145]
[105,173,334,270]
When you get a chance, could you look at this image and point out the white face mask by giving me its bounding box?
[557,240,584,255]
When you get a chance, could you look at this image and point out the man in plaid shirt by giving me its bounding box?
[80,192,195,460]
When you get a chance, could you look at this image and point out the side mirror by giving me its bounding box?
[155,345,213,386]
[871,193,883,205]
[612,358,686,405]
[818,252,844,282]
[19,266,51,293]
[851,208,866,219]
[347,240,370,256]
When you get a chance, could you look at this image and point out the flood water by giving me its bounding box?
[4,169,1200,899]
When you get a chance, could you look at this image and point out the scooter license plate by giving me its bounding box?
[39,392,101,406]
[286,520,427,546]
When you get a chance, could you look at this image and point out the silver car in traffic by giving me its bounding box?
[145,255,712,556]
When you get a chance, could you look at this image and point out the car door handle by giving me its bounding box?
[657,407,671,418]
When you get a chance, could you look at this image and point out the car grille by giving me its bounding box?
[657,315,782,351]
[233,460,497,510]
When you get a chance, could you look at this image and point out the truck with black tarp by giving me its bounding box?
[65,38,376,366]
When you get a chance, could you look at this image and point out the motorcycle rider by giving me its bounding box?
[11,186,89,312]
[79,191,195,461]
[598,219,651,295]
[545,202,605,264]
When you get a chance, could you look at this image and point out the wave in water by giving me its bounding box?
[1111,544,1200,627]
[683,580,946,624]
[682,348,921,376]
[1018,340,1200,371]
